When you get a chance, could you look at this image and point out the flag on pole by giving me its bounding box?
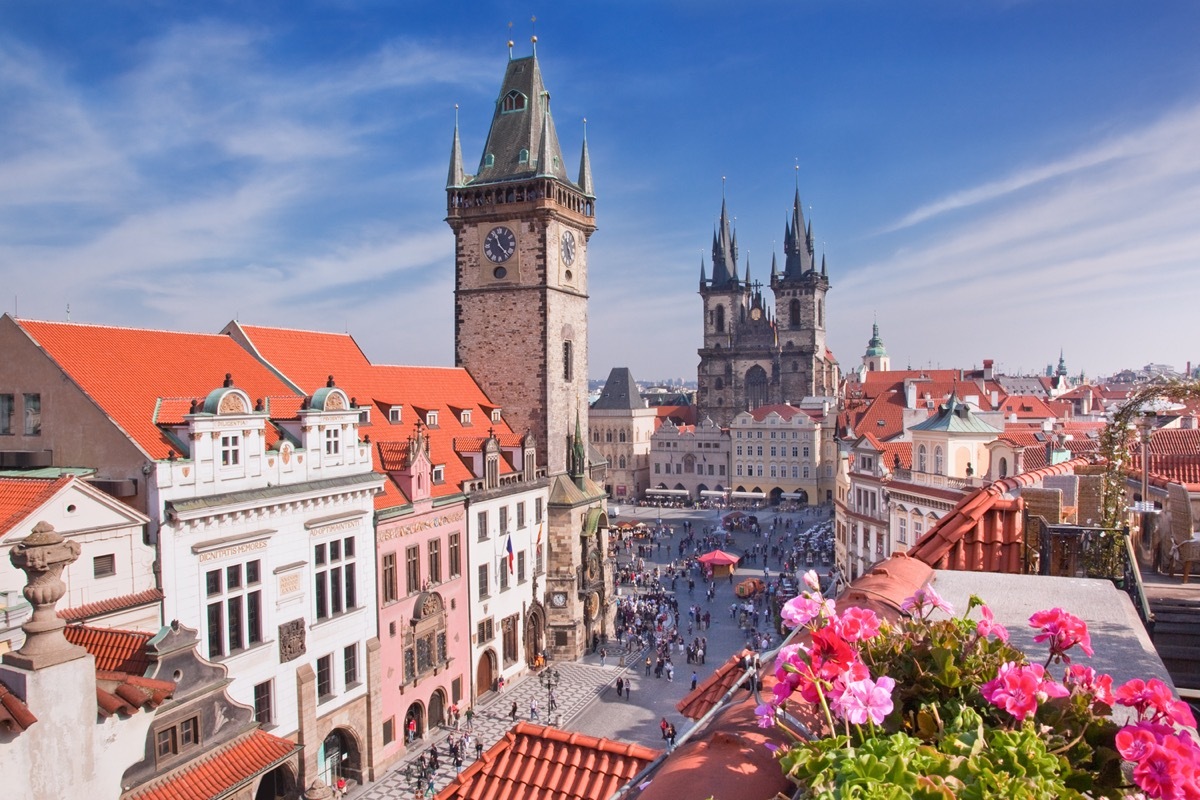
[536,521,543,549]
[506,534,515,574]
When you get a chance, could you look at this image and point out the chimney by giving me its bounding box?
[983,359,994,381]
[905,381,917,409]
[991,389,998,407]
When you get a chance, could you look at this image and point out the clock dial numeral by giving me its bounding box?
[484,226,516,263]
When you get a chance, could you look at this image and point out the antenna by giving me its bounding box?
[66,303,70,322]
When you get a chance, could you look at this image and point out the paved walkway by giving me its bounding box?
[351,651,644,799]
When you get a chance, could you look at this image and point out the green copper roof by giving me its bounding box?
[865,322,887,357]
[909,395,999,435]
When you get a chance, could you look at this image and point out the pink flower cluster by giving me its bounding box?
[1029,607,1094,661]
[980,662,1067,721]
[1114,679,1200,800]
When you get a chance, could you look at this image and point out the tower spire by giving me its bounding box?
[536,110,555,177]
[577,118,594,197]
[447,105,465,189]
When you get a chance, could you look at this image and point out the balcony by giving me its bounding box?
[891,469,974,491]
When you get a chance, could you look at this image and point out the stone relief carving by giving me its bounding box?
[279,618,307,663]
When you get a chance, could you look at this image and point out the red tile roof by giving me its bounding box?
[1149,428,1200,456]
[94,670,175,717]
[64,624,153,674]
[1134,453,1200,491]
[676,649,755,720]
[0,679,37,732]
[997,394,1058,419]
[15,320,299,459]
[906,458,1090,572]
[126,728,299,800]
[231,324,525,506]
[879,441,912,470]
[745,404,810,422]
[435,721,660,800]
[58,587,164,623]
[0,475,72,538]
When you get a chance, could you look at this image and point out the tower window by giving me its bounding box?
[502,90,527,112]
[485,154,495,168]
[518,148,529,164]
[563,341,574,381]
[789,299,801,329]
[715,305,725,333]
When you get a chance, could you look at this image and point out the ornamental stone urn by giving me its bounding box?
[2,520,86,670]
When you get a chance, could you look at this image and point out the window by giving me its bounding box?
[792,447,799,458]
[502,90,527,112]
[181,716,199,747]
[22,394,40,436]
[563,341,574,381]
[477,617,494,642]
[619,430,626,443]
[93,553,115,578]
[917,444,927,472]
[432,465,444,483]
[757,446,763,457]
[499,557,509,591]
[156,727,178,759]
[389,406,402,423]
[220,434,240,466]
[655,463,661,474]
[314,537,357,620]
[619,455,626,469]
[426,410,439,427]
[736,465,743,476]
[999,457,1009,478]
[382,553,398,604]
[803,446,810,459]
[460,409,472,425]
[317,654,334,701]
[934,446,944,475]
[406,545,420,594]
[736,446,742,456]
[535,498,543,524]
[449,532,461,577]
[499,506,509,534]
[914,520,924,540]
[358,407,371,425]
[478,564,489,600]
[770,446,777,457]
[0,394,12,435]
[344,644,359,686]
[383,718,395,745]
[770,465,777,478]
[205,559,262,659]
[428,539,442,584]
[517,502,526,529]
[254,681,274,726]
[898,518,908,545]
[325,427,340,455]
[492,408,502,423]
[478,511,489,540]
[517,551,526,583]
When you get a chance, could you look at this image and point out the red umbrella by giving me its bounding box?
[697,550,740,566]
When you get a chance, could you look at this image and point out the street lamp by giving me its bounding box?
[539,667,561,723]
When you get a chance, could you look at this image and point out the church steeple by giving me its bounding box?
[709,197,737,288]
[577,120,594,197]
[447,108,466,189]
[782,186,814,279]
[473,52,569,185]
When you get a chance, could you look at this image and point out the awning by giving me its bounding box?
[699,490,727,497]
[646,489,690,496]
[730,491,765,499]
[780,492,806,499]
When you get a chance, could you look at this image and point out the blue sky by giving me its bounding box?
[3,1,1199,384]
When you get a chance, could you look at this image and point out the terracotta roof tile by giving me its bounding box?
[676,649,755,720]
[58,587,163,623]
[435,722,659,800]
[15,320,300,459]
[126,728,299,800]
[745,404,810,422]
[879,441,912,470]
[94,670,174,716]
[0,678,37,732]
[63,624,154,674]
[1134,453,1200,491]
[0,475,73,537]
[1149,428,1200,456]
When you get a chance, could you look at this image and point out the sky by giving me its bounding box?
[2,1,1199,384]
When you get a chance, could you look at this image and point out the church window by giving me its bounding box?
[502,90,527,112]
[553,156,560,170]
[917,445,927,472]
[619,430,626,443]
[563,341,574,381]
[715,305,725,333]
[789,299,801,329]
[934,446,944,475]
[518,148,529,164]
[818,299,824,328]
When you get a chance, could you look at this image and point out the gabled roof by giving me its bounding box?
[592,368,645,411]
[997,394,1058,419]
[14,319,298,459]
[126,728,300,800]
[741,404,811,423]
[0,475,72,538]
[435,721,659,800]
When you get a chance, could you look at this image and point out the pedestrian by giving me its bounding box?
[497,675,505,692]
[625,680,631,700]
[660,717,669,739]
[645,656,652,676]
[698,646,705,665]
[549,688,558,711]
[616,676,625,697]
[335,777,347,799]
[465,707,474,731]
[530,699,539,721]
[667,723,677,750]
[510,700,517,722]
[475,739,484,760]
[407,716,417,743]
[691,671,698,690]
[600,647,607,666]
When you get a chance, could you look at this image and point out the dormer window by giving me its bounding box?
[426,411,439,427]
[460,409,472,426]
[491,409,502,423]
[518,149,529,164]
[389,406,402,424]
[432,465,444,483]
[359,407,371,425]
[325,427,341,456]
[485,154,495,168]
[220,434,241,467]
[502,90,527,113]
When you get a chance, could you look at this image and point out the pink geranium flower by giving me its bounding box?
[781,594,835,629]
[832,676,896,726]
[1065,664,1114,710]
[975,604,1009,643]
[1029,607,1094,661]
[802,569,822,591]
[836,607,882,643]
[900,585,954,619]
[980,662,1067,721]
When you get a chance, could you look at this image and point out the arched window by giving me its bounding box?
[715,377,724,390]
[518,148,529,164]
[745,365,769,410]
[917,444,927,472]
[502,90,527,112]
[618,430,626,443]
[715,305,725,333]
[605,430,613,443]
[618,455,627,469]
[789,299,801,329]
[934,446,944,475]
[818,299,824,328]
[999,457,1008,478]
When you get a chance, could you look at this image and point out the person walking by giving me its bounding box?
[475,738,484,760]
[530,699,539,721]
[667,723,677,751]
[616,676,624,697]
[549,688,558,712]
[600,647,607,666]
[660,717,670,740]
[510,700,517,722]
[691,671,698,690]
[625,680,632,700]
[644,656,652,676]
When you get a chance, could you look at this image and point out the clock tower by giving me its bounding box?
[446,45,596,476]
[447,44,612,660]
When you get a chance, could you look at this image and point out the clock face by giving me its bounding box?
[551,592,567,608]
[585,552,600,583]
[560,230,576,266]
[750,307,762,321]
[483,226,517,263]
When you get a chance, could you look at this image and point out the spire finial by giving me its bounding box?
[794,159,800,189]
[508,21,514,59]
[531,15,538,54]
[721,175,726,200]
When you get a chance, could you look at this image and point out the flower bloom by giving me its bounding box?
[1065,664,1114,710]
[835,607,882,643]
[1029,607,1094,661]
[1116,678,1198,728]
[802,569,822,591]
[754,703,776,728]
[781,594,835,629]
[900,585,954,618]
[832,676,896,726]
[975,604,1009,643]
[980,662,1068,721]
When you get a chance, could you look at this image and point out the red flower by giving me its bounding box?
[1029,607,1094,662]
